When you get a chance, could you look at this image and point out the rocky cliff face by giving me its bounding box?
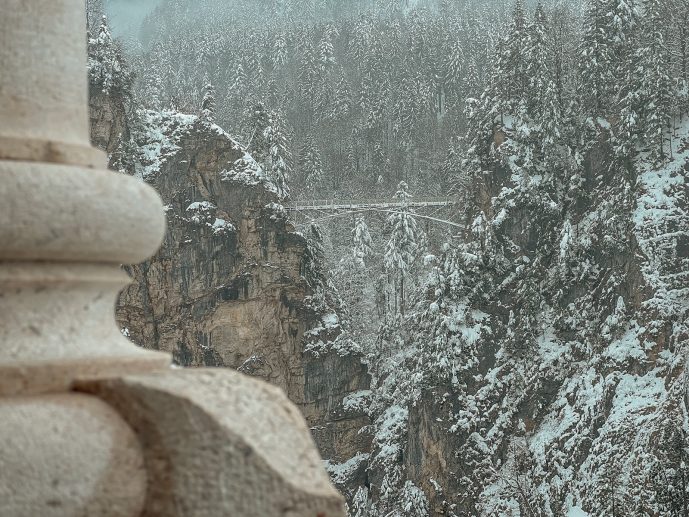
[89,87,129,161]
[89,89,371,477]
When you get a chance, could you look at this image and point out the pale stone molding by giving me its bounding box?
[0,394,147,517]
[0,0,92,152]
[0,0,345,514]
[0,163,166,264]
[0,0,170,395]
[77,370,346,516]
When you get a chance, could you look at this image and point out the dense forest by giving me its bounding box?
[88,0,689,514]
[91,0,517,196]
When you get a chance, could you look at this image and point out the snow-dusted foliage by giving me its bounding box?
[360,1,689,515]
[382,182,422,320]
[134,110,198,179]
[200,82,216,122]
[88,15,131,95]
[132,109,278,199]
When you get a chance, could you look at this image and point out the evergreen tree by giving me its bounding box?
[526,3,550,118]
[231,62,247,94]
[142,70,163,111]
[273,32,288,71]
[319,27,337,71]
[88,16,131,95]
[246,103,271,164]
[353,217,373,265]
[266,110,293,199]
[463,57,481,100]
[638,0,674,164]
[444,37,464,101]
[383,181,419,318]
[580,0,616,115]
[503,0,529,114]
[86,0,106,31]
[201,82,216,122]
[299,138,324,192]
[349,487,371,517]
[332,71,352,122]
[299,39,319,102]
[526,3,562,158]
[653,425,689,515]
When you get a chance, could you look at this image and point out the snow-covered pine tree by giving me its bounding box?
[526,3,563,163]
[503,0,529,115]
[580,0,615,116]
[230,61,247,95]
[142,70,163,111]
[666,3,689,119]
[652,425,689,515]
[443,37,464,102]
[476,0,529,134]
[332,214,378,346]
[612,0,644,162]
[399,481,430,516]
[349,487,371,517]
[525,4,550,119]
[353,216,373,266]
[88,16,131,95]
[319,26,337,71]
[273,32,288,71]
[463,57,481,101]
[201,82,216,122]
[349,14,373,74]
[637,0,674,165]
[304,222,327,295]
[382,181,420,318]
[298,38,319,102]
[290,0,316,23]
[246,103,271,164]
[86,0,105,32]
[266,110,292,199]
[331,71,352,122]
[298,137,324,192]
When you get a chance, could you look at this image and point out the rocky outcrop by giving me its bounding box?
[89,87,128,160]
[89,91,371,477]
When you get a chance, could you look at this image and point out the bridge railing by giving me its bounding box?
[287,196,455,210]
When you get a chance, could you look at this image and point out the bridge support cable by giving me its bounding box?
[288,205,464,229]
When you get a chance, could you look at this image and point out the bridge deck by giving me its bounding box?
[286,197,455,211]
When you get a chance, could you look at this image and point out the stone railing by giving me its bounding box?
[0,1,345,515]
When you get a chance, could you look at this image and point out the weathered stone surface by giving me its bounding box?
[77,369,346,517]
[304,351,373,463]
[1,0,347,515]
[0,263,169,396]
[0,393,147,517]
[89,89,129,159]
[0,161,165,263]
[0,0,91,154]
[0,0,169,396]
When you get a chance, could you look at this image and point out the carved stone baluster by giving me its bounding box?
[0,1,344,515]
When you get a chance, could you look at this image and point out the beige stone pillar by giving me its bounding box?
[0,0,170,397]
[0,1,345,515]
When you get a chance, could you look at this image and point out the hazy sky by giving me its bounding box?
[105,0,162,38]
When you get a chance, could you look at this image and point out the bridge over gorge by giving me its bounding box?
[285,196,463,228]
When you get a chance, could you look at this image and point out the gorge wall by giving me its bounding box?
[89,86,372,480]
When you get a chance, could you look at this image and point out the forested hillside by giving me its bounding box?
[91,0,689,514]
[101,0,519,197]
